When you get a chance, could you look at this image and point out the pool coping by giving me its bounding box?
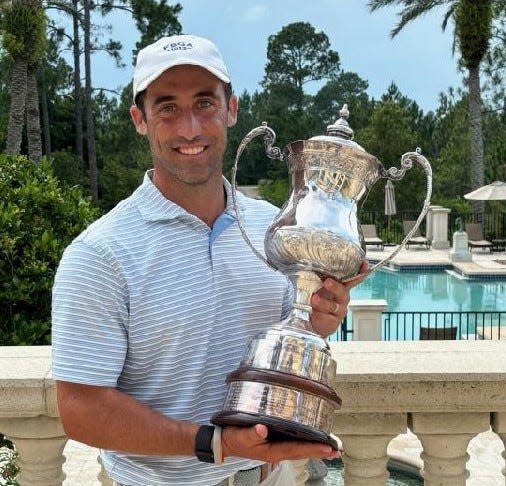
[367,246,506,281]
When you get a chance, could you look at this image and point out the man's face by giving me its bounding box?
[130,65,237,188]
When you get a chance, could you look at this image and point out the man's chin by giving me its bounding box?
[176,171,215,186]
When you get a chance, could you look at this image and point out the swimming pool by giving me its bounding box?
[326,459,422,485]
[350,269,506,312]
[343,269,506,340]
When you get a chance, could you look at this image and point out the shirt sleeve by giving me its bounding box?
[51,239,129,386]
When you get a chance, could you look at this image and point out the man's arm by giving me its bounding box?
[57,381,198,455]
[57,381,339,462]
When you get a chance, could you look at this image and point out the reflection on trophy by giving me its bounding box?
[211,105,432,447]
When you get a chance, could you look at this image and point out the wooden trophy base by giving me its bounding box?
[211,411,339,450]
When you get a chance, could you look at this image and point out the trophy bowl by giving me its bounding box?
[211,105,432,448]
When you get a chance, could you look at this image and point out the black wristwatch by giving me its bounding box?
[195,425,215,463]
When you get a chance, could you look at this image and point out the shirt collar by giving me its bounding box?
[135,170,245,222]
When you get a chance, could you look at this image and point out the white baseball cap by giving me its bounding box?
[133,34,231,100]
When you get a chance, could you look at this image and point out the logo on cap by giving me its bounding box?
[163,41,193,52]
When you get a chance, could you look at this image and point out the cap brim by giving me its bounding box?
[134,60,230,99]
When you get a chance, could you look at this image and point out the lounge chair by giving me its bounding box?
[361,224,384,250]
[420,326,457,340]
[403,220,431,249]
[465,223,493,252]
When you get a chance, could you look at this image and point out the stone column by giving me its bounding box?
[429,207,451,249]
[333,413,407,485]
[0,416,68,486]
[491,412,506,481]
[409,412,489,486]
[349,300,388,341]
[426,205,438,241]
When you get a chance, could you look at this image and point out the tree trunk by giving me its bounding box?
[5,57,28,155]
[83,0,98,203]
[468,65,485,218]
[39,66,52,155]
[73,0,84,163]
[26,66,43,164]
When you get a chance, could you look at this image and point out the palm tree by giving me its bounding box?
[26,65,42,164]
[368,0,494,218]
[1,0,46,163]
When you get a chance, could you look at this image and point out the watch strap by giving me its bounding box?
[195,425,215,463]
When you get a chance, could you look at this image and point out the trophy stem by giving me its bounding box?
[288,271,323,331]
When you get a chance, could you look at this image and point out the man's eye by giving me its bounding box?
[160,104,176,113]
[197,99,213,108]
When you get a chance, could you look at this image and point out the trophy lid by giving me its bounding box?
[309,104,365,152]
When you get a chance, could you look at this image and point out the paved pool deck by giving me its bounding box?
[366,244,506,279]
[62,245,506,485]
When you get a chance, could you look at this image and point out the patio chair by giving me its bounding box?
[465,223,493,252]
[402,220,431,249]
[420,326,457,340]
[361,224,384,250]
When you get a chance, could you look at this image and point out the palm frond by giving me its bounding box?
[441,3,458,31]
[369,0,459,38]
[367,0,403,12]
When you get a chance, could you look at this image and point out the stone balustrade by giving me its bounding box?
[330,340,506,485]
[1,341,506,485]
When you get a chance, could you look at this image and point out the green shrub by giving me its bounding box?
[0,434,18,486]
[258,178,289,208]
[48,150,86,189]
[432,196,472,214]
[0,155,99,345]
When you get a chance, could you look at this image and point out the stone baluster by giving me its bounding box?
[491,412,506,481]
[333,413,406,485]
[0,416,67,486]
[409,412,489,486]
[97,453,114,485]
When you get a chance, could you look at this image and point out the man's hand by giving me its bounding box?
[310,260,369,337]
[221,424,340,463]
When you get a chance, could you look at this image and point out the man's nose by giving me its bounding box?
[177,109,202,140]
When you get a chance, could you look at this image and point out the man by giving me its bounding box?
[52,34,367,486]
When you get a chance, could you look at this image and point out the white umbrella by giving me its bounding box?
[385,180,397,240]
[464,181,506,201]
[464,181,505,241]
[385,180,397,214]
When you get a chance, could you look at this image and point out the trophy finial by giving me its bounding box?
[327,104,354,140]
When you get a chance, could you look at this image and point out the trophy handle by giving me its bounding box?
[231,122,284,272]
[366,148,433,275]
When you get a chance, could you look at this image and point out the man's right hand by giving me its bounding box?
[221,424,340,463]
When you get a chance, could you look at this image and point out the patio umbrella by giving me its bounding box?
[385,179,397,239]
[464,181,506,201]
[464,181,506,239]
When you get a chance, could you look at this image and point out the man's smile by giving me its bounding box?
[175,145,207,155]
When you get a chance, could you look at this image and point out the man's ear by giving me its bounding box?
[130,105,147,135]
[227,95,238,128]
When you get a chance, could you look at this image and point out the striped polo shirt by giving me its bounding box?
[51,171,292,486]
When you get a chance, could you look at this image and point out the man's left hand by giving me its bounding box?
[310,261,369,338]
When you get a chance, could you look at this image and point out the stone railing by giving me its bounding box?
[1,341,506,485]
[330,340,506,485]
[0,346,110,486]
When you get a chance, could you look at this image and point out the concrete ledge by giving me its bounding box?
[329,341,506,413]
[0,346,55,418]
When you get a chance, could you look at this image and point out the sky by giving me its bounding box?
[86,0,463,114]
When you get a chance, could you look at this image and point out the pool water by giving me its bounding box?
[350,269,505,313]
[324,459,422,485]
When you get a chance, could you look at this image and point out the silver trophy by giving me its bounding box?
[212,105,432,447]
